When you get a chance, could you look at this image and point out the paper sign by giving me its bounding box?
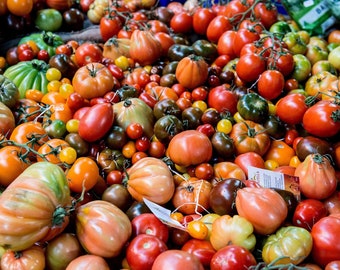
[247,166,300,200]
[143,198,187,231]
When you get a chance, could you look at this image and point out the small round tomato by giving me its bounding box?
[257,70,285,100]
[236,53,266,83]
[234,152,265,177]
[187,220,209,240]
[126,122,144,140]
[275,93,308,125]
[66,157,99,193]
[192,7,215,36]
[170,12,193,34]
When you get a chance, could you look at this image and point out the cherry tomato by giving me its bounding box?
[74,43,103,66]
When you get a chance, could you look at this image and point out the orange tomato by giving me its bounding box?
[328,29,340,44]
[66,157,99,193]
[41,92,66,105]
[213,161,246,182]
[145,85,179,101]
[0,146,30,187]
[49,103,73,123]
[6,0,33,16]
[25,89,44,102]
[264,140,295,167]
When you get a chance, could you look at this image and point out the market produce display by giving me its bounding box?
[0,0,340,269]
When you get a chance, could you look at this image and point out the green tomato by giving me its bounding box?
[328,45,340,71]
[291,54,312,82]
[262,226,313,266]
[0,74,20,109]
[3,59,49,98]
[35,9,63,32]
[237,92,269,123]
[283,32,307,55]
[44,119,67,139]
[269,21,292,37]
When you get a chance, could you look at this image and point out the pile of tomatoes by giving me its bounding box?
[1,0,340,269]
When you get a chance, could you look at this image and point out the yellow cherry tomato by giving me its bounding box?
[289,156,301,168]
[46,67,62,82]
[264,159,280,170]
[233,112,245,123]
[66,119,79,133]
[59,147,77,165]
[115,56,130,71]
[0,56,6,69]
[192,100,208,112]
[216,119,233,134]
[59,83,74,99]
[47,80,62,92]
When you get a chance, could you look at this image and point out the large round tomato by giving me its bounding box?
[170,11,193,34]
[192,7,215,36]
[207,84,238,114]
[151,250,204,270]
[302,100,340,138]
[167,130,213,167]
[275,93,308,125]
[72,63,115,100]
[236,53,266,83]
[311,215,340,267]
[65,254,110,270]
[257,69,285,100]
[210,245,257,270]
[126,234,168,270]
[74,42,103,66]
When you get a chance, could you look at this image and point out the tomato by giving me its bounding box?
[131,213,169,243]
[65,254,110,269]
[1,245,45,270]
[229,120,271,156]
[154,32,175,57]
[236,187,288,235]
[253,1,278,29]
[292,199,328,231]
[126,234,167,270]
[291,54,312,82]
[194,163,214,181]
[44,234,81,269]
[151,250,204,270]
[234,152,265,177]
[170,11,193,34]
[75,200,131,258]
[207,84,238,114]
[216,30,237,58]
[0,74,20,109]
[72,62,114,100]
[233,28,260,57]
[262,226,313,266]
[264,140,295,167]
[124,157,175,204]
[0,162,71,251]
[74,43,103,66]
[181,239,216,267]
[275,93,308,125]
[213,162,246,182]
[6,0,33,16]
[167,130,213,167]
[78,102,114,143]
[257,69,285,100]
[210,245,257,270]
[294,153,337,200]
[172,178,212,215]
[36,138,69,164]
[99,15,122,42]
[302,100,340,138]
[192,7,215,36]
[237,92,269,123]
[0,102,16,139]
[236,53,266,83]
[206,16,233,44]
[66,157,99,193]
[35,8,63,32]
[326,261,340,270]
[210,214,256,251]
[311,216,340,267]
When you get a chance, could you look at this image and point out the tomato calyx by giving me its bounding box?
[41,31,64,48]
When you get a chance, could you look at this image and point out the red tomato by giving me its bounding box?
[151,250,204,270]
[126,234,168,270]
[267,49,295,77]
[126,122,144,140]
[292,199,329,231]
[253,1,278,29]
[206,15,233,44]
[131,213,169,243]
[78,102,114,142]
[216,30,237,58]
[74,42,103,66]
[311,215,340,267]
[326,260,340,270]
[207,84,238,114]
[236,53,266,83]
[220,0,249,22]
[192,7,215,36]
[182,239,216,267]
[257,70,285,100]
[99,15,122,42]
[210,245,257,270]
[170,12,193,34]
[233,28,260,57]
[302,100,340,138]
[275,93,308,125]
[234,152,265,177]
